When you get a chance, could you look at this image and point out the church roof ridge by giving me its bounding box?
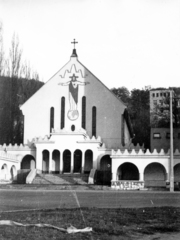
[76,58,127,108]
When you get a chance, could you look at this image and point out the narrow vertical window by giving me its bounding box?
[61,97,65,129]
[121,114,125,146]
[50,107,54,133]
[92,106,96,137]
[82,96,86,129]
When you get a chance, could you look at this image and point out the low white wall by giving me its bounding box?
[111,149,180,183]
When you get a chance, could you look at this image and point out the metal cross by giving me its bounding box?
[71,39,78,49]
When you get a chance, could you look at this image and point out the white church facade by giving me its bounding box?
[20,46,133,175]
[0,43,180,190]
[0,45,132,180]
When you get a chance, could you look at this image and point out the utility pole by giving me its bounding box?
[170,90,174,192]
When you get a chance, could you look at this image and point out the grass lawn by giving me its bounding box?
[0,207,180,240]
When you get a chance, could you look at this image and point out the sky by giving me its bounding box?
[0,0,180,91]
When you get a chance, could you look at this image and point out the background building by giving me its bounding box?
[150,88,180,152]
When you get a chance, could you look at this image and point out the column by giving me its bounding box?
[93,151,98,169]
[60,152,63,174]
[112,172,117,181]
[71,152,74,173]
[139,172,144,181]
[36,148,43,173]
[49,151,53,173]
[81,151,85,173]
[166,172,170,181]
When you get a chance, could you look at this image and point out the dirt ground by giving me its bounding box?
[0,207,180,240]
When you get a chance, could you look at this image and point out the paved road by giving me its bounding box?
[0,190,180,212]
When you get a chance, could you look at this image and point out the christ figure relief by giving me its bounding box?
[58,73,89,120]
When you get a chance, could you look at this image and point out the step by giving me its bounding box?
[32,173,89,185]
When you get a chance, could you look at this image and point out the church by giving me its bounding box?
[0,40,133,182]
[1,41,179,190]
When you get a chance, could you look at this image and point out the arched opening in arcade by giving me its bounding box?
[21,155,36,169]
[174,163,180,182]
[10,165,17,181]
[99,155,112,184]
[144,162,166,187]
[42,150,49,173]
[74,149,82,173]
[100,155,112,171]
[117,162,139,180]
[52,150,60,173]
[0,164,8,180]
[84,150,93,173]
[63,150,71,173]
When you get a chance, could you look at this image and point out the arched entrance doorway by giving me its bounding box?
[10,165,17,180]
[174,163,180,182]
[99,155,112,184]
[42,150,49,173]
[74,149,82,173]
[52,150,60,173]
[84,150,93,173]
[21,155,36,169]
[144,163,166,187]
[100,155,111,171]
[63,150,71,173]
[117,163,139,180]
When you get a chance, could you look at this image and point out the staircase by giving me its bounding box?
[59,173,89,184]
[32,173,89,185]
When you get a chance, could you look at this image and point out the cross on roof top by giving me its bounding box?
[71,39,78,49]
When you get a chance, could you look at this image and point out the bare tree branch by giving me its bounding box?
[9,33,23,78]
[0,21,4,76]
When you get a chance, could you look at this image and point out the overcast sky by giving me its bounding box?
[0,0,180,91]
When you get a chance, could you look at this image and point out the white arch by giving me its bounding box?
[116,162,140,180]
[97,153,111,170]
[115,160,141,176]
[63,149,71,173]
[52,149,60,172]
[10,165,17,181]
[143,161,168,175]
[174,163,180,182]
[42,150,50,172]
[21,154,36,169]
[0,164,8,180]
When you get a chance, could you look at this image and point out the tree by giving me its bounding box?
[0,76,44,144]
[0,23,42,144]
[111,87,130,105]
[150,89,180,128]
[128,89,150,149]
[20,60,39,81]
[7,33,23,78]
[0,21,4,76]
[112,87,150,149]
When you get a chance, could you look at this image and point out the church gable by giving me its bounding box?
[21,47,129,148]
